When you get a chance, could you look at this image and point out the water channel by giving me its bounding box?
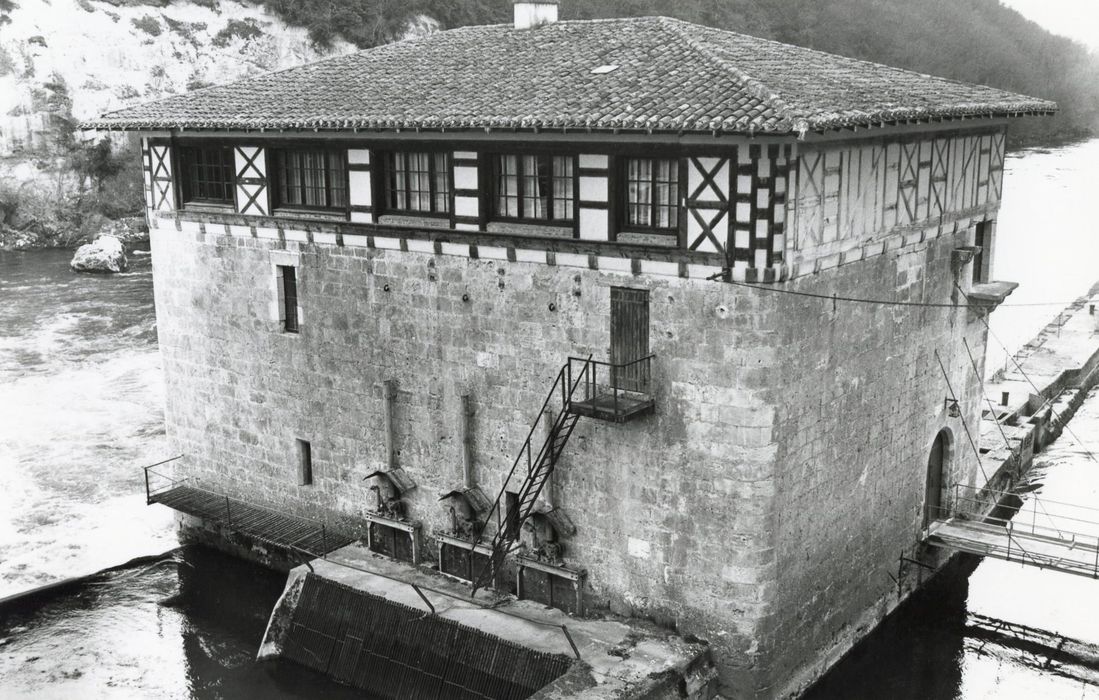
[1,138,1098,697]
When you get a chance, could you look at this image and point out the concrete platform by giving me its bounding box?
[987,292,1099,417]
[259,543,718,699]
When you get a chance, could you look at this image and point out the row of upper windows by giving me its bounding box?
[176,145,682,234]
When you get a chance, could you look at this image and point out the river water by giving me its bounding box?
[1,138,1098,697]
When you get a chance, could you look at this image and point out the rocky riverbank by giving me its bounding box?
[0,214,148,252]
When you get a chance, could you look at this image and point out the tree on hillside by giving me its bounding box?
[0,0,15,24]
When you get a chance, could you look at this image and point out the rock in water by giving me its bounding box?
[70,236,128,273]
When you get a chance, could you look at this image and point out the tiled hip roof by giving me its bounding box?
[84,17,1056,135]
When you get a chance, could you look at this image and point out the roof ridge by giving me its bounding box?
[655,17,804,135]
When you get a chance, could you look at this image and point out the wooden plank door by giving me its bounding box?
[610,287,650,392]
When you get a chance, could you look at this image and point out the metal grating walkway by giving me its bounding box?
[926,484,1099,579]
[151,485,355,557]
[282,574,572,700]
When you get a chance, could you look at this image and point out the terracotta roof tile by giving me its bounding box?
[84,17,1056,134]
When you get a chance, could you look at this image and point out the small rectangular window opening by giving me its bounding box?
[973,221,990,284]
[279,265,299,333]
[297,439,312,486]
[505,491,520,541]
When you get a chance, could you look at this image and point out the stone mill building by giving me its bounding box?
[89,2,1054,697]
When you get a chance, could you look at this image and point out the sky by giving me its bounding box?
[999,0,1099,52]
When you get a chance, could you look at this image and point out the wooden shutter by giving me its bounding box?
[610,287,650,392]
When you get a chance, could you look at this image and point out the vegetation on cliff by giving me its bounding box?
[0,73,143,249]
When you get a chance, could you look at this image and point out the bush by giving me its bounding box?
[131,15,162,37]
[212,17,263,47]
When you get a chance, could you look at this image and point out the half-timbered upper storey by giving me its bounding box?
[86,3,1054,284]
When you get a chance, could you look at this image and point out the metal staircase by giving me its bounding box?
[469,359,590,596]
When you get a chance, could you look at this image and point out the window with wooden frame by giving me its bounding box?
[383,151,451,215]
[278,265,299,334]
[621,157,680,233]
[494,154,574,222]
[179,144,235,205]
[271,148,348,211]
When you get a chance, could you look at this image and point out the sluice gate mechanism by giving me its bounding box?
[926,483,1099,579]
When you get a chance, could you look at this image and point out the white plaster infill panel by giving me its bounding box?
[349,171,373,207]
[579,154,609,170]
[454,165,479,190]
[579,176,608,202]
[235,146,268,217]
[579,209,609,241]
[149,144,175,212]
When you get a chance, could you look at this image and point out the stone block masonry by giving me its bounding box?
[149,207,991,698]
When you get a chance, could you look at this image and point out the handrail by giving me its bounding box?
[567,354,654,417]
[143,455,186,504]
[567,354,656,370]
[951,482,1099,516]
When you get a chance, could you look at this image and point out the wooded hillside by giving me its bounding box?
[263,0,1097,144]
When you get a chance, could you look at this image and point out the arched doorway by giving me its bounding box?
[924,430,951,526]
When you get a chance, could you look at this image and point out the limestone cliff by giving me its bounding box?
[0,0,356,157]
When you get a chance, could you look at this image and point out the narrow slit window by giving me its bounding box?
[279,265,299,334]
[973,220,990,284]
[297,439,312,486]
[505,491,520,541]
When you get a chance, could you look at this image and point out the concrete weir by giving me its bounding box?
[259,544,719,700]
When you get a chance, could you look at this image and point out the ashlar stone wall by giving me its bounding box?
[761,226,990,698]
[148,214,782,695]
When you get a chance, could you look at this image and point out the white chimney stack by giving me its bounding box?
[514,0,559,29]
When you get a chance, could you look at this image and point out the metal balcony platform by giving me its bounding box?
[568,394,655,423]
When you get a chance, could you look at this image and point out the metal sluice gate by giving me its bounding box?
[281,575,573,700]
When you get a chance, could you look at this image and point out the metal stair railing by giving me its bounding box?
[469,357,591,596]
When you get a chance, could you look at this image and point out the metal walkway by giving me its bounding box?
[926,484,1099,579]
[144,460,354,557]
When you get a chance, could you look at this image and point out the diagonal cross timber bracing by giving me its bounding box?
[926,484,1099,579]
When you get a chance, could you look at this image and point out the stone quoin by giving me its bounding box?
[87,3,1054,697]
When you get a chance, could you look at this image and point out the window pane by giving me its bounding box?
[327,152,347,208]
[552,156,573,221]
[522,155,542,219]
[626,158,677,229]
[271,149,346,210]
[390,153,407,210]
[182,146,234,203]
[285,152,303,206]
[433,153,449,213]
[498,155,519,217]
[627,159,652,227]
